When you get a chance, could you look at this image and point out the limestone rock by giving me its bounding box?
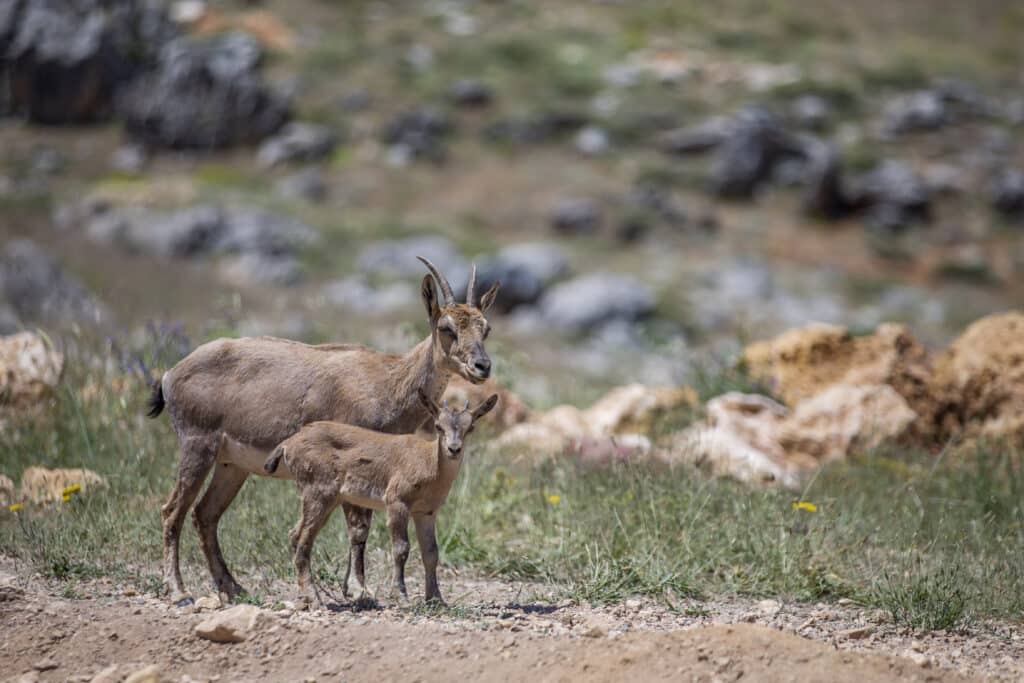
[194,604,266,643]
[659,393,801,488]
[0,332,64,408]
[779,383,918,462]
[124,664,164,683]
[931,311,1024,443]
[495,384,696,459]
[19,467,106,504]
[743,322,937,439]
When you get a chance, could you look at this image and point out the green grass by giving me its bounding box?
[2,345,1022,632]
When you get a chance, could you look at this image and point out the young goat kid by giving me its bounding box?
[264,390,498,606]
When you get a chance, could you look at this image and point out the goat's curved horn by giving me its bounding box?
[464,399,470,411]
[466,263,478,307]
[417,256,454,306]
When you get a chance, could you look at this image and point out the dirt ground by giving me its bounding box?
[1,559,1021,683]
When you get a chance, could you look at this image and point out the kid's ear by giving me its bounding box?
[418,388,440,417]
[478,280,500,314]
[421,275,440,325]
[472,394,499,421]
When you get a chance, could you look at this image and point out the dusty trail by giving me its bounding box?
[2,562,1021,683]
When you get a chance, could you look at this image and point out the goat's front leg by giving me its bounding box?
[341,503,372,599]
[386,502,411,602]
[414,512,443,604]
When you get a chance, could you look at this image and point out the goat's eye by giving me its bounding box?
[441,326,456,339]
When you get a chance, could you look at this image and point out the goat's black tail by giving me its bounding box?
[264,446,284,474]
[146,377,165,418]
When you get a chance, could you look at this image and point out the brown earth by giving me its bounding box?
[2,560,1021,683]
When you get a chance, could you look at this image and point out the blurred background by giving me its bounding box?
[2,0,1023,407]
[4,3,1024,644]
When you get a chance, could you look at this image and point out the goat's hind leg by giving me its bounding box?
[341,503,372,599]
[162,432,219,605]
[193,462,249,602]
[293,496,336,610]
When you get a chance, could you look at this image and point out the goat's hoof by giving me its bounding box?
[217,582,246,603]
[425,596,446,607]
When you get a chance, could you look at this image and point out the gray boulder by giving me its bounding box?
[380,108,453,163]
[217,207,319,257]
[551,198,601,236]
[116,32,290,149]
[0,240,107,327]
[358,236,469,285]
[882,91,948,136]
[83,204,317,285]
[2,0,175,123]
[473,242,569,312]
[220,253,304,287]
[660,116,731,156]
[323,277,418,315]
[447,79,493,107]
[853,161,932,232]
[710,108,805,199]
[274,168,328,203]
[257,122,338,168]
[990,168,1024,217]
[539,273,655,332]
[790,95,832,131]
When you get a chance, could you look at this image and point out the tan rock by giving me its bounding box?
[659,385,916,488]
[443,376,532,432]
[584,384,698,435]
[493,384,696,458]
[931,311,1024,444]
[194,604,266,643]
[663,424,801,487]
[743,323,937,439]
[124,664,164,683]
[780,384,918,463]
[19,467,106,504]
[0,332,64,409]
[89,665,120,683]
[194,595,222,612]
[0,474,14,506]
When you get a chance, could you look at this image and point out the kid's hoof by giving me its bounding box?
[170,591,194,607]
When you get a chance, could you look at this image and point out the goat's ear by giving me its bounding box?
[472,394,499,422]
[421,274,440,325]
[418,388,440,417]
[478,280,500,313]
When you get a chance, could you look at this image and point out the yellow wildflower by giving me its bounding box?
[792,501,818,513]
[62,484,81,497]
[8,503,23,512]
[62,494,71,502]
[546,495,561,506]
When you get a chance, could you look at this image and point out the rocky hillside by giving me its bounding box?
[1,0,1022,405]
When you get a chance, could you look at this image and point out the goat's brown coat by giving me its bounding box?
[152,262,499,604]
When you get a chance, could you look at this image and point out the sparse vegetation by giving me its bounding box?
[2,347,1021,628]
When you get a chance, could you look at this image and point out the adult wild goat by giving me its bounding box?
[265,389,498,606]
[147,258,499,604]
